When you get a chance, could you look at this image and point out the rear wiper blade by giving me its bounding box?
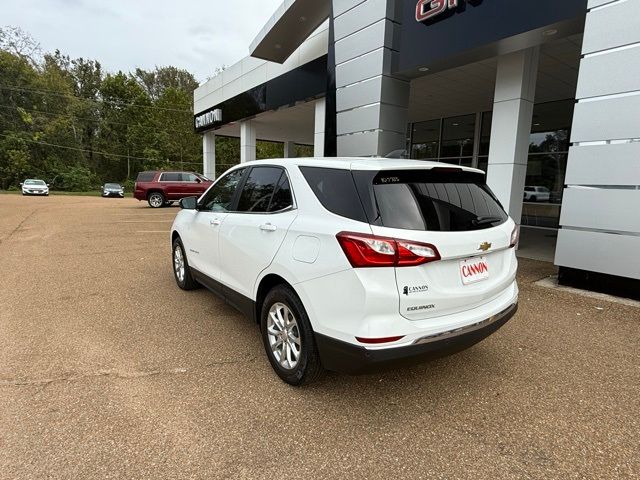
[472,216,503,226]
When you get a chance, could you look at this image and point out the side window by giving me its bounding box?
[269,175,293,212]
[299,166,367,222]
[199,168,245,212]
[236,167,284,213]
[160,172,181,182]
[182,173,198,182]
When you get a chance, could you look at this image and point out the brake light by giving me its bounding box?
[509,225,519,248]
[336,232,440,268]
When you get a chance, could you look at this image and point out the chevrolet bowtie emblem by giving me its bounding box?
[478,242,492,252]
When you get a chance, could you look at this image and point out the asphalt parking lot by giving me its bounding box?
[0,194,638,479]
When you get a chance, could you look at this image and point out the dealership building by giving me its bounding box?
[193,0,640,297]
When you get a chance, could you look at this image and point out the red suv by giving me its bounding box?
[134,171,213,208]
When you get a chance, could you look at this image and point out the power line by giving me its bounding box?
[0,132,198,164]
[0,133,240,168]
[0,104,193,134]
[0,85,193,113]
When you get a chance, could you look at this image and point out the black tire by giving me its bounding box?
[260,285,324,386]
[530,195,537,202]
[171,238,199,290]
[148,191,165,208]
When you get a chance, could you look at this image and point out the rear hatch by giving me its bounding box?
[353,167,517,321]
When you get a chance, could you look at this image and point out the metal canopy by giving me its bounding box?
[249,0,330,63]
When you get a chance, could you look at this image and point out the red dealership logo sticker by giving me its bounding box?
[461,260,488,279]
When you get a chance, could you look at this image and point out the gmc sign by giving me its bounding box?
[415,0,482,23]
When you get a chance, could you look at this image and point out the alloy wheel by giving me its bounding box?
[267,302,302,370]
[149,193,163,208]
[173,245,185,283]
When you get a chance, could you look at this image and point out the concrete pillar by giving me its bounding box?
[203,131,216,179]
[486,47,539,224]
[283,141,295,158]
[240,120,256,163]
[314,98,325,157]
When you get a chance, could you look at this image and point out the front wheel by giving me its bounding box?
[172,238,199,290]
[260,285,324,386]
[148,192,165,208]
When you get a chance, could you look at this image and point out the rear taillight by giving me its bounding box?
[509,225,519,248]
[336,232,440,268]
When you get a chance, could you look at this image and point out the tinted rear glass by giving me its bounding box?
[136,172,155,182]
[299,167,367,222]
[236,167,283,213]
[160,172,182,182]
[269,175,293,212]
[369,170,507,231]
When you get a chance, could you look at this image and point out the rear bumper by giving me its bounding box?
[133,191,145,200]
[315,302,518,374]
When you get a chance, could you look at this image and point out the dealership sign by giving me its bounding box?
[194,108,222,130]
[416,0,481,23]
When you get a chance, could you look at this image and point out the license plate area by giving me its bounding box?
[459,256,489,285]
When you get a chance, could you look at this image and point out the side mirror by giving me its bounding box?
[19,183,23,186]
[195,177,202,183]
[46,184,50,187]
[179,196,198,210]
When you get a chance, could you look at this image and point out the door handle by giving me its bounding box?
[260,223,277,232]
[210,218,221,226]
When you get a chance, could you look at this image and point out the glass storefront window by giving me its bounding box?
[408,100,574,224]
[411,119,440,159]
[479,112,492,156]
[440,114,475,160]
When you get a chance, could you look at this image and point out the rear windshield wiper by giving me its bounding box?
[472,216,503,226]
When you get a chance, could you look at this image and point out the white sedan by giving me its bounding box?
[21,179,49,196]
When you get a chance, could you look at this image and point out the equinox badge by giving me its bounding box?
[478,242,492,252]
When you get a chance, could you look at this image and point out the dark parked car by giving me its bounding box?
[102,183,124,198]
[133,171,213,208]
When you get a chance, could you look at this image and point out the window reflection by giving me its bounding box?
[408,99,574,228]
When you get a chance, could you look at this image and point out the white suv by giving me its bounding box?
[170,158,519,385]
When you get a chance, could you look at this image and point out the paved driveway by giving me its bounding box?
[0,194,638,479]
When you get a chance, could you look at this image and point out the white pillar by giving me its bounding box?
[486,47,539,225]
[283,141,295,158]
[314,98,325,157]
[240,120,256,163]
[203,131,216,179]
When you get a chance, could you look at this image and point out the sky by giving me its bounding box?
[2,0,284,83]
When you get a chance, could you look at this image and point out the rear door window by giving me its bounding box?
[236,167,284,213]
[269,174,293,212]
[368,170,507,231]
[160,172,181,182]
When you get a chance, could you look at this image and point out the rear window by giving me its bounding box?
[299,167,367,222]
[364,169,508,232]
[136,172,155,182]
[160,172,182,182]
